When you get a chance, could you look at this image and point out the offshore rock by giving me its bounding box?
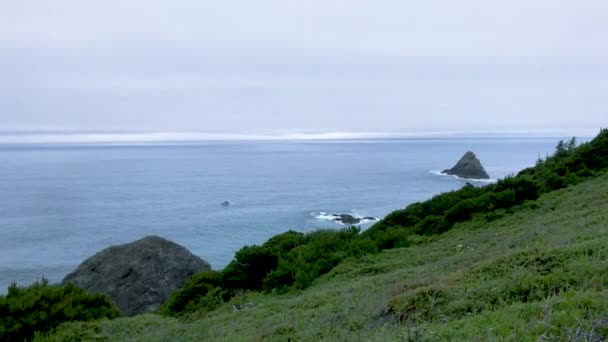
[442,151,491,179]
[334,214,361,224]
[62,235,211,316]
[330,214,377,225]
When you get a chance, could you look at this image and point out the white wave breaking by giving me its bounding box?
[429,170,497,183]
[312,211,379,225]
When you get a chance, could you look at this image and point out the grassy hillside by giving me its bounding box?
[39,170,608,341]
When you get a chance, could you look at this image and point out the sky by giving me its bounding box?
[1,1,607,141]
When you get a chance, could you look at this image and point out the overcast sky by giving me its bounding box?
[1,1,607,140]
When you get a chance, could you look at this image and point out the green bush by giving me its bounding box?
[372,226,410,250]
[0,278,121,341]
[262,227,377,290]
[412,215,447,235]
[223,230,305,291]
[223,245,278,291]
[160,271,225,317]
[218,228,378,293]
[263,230,306,255]
[347,236,379,257]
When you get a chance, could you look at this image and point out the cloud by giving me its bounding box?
[3,0,607,60]
[0,1,607,135]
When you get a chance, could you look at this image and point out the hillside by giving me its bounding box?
[39,170,608,341]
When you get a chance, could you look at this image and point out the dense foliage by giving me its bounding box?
[0,279,121,341]
[263,227,379,290]
[223,230,306,291]
[161,227,379,316]
[42,169,608,341]
[164,128,608,316]
[160,271,226,317]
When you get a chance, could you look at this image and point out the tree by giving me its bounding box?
[0,279,120,341]
[567,137,577,151]
[555,140,567,155]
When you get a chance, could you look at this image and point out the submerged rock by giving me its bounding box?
[442,151,490,180]
[62,235,211,316]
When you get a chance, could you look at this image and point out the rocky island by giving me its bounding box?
[442,151,491,179]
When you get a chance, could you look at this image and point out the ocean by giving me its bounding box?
[0,138,562,292]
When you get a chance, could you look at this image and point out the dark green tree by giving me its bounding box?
[0,279,121,341]
[555,139,567,155]
[567,137,577,151]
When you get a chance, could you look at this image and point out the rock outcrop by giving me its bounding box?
[330,214,377,225]
[335,214,360,224]
[442,151,490,179]
[62,235,211,316]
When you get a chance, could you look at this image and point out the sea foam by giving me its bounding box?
[312,211,378,225]
[429,170,497,183]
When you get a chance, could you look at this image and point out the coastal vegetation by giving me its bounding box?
[38,162,608,340]
[0,279,120,341]
[158,129,607,316]
[2,128,607,340]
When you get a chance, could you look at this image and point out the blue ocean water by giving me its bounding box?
[0,138,561,291]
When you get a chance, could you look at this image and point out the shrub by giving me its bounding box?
[370,226,410,250]
[413,215,450,235]
[160,271,225,317]
[263,230,306,255]
[347,236,379,257]
[263,227,372,290]
[223,230,305,291]
[223,245,278,291]
[0,278,121,341]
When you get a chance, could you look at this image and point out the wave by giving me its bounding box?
[429,170,497,183]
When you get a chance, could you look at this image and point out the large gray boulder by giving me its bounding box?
[62,235,211,316]
[442,151,491,179]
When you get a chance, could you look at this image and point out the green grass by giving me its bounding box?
[38,171,608,341]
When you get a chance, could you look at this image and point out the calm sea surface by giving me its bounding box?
[0,139,561,291]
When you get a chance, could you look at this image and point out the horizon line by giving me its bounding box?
[0,129,597,145]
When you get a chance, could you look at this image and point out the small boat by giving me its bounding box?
[221,201,230,207]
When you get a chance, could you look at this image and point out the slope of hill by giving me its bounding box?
[39,170,608,341]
